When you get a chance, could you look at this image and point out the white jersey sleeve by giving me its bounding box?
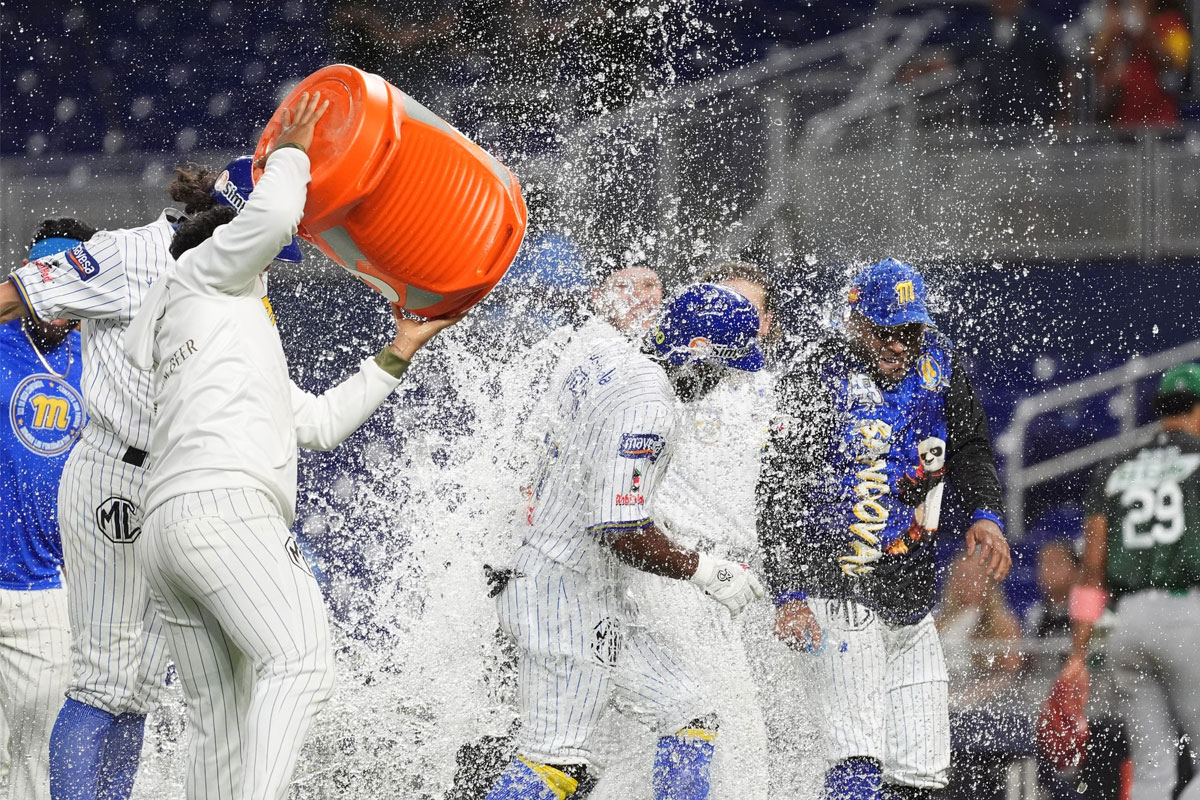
[179,149,309,297]
[11,234,131,321]
[289,358,402,451]
[585,395,675,535]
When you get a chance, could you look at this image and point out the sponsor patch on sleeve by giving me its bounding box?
[65,244,102,281]
[618,432,664,462]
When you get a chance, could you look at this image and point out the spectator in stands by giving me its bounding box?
[1091,0,1191,127]
[1028,539,1079,640]
[938,549,1023,711]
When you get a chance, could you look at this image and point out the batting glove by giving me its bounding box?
[689,553,766,617]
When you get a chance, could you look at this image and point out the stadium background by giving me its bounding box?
[3,1,1199,797]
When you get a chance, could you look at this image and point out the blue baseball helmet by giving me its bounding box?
[649,283,764,372]
[211,156,303,263]
[848,258,932,327]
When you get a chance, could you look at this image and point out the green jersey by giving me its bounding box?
[1084,430,1200,597]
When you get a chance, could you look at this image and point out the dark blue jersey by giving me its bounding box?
[0,319,85,589]
[758,328,1003,625]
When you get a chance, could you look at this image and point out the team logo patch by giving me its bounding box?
[95,496,141,544]
[618,432,665,462]
[9,374,85,456]
[917,356,946,391]
[284,535,312,575]
[65,244,102,281]
[213,169,245,211]
[847,373,883,409]
[895,280,916,305]
[591,616,623,666]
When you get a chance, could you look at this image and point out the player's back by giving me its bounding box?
[520,320,672,571]
[1088,429,1200,597]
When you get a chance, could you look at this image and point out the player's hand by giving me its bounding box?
[965,519,1011,582]
[275,91,330,155]
[689,553,765,617]
[388,304,467,360]
[774,599,824,653]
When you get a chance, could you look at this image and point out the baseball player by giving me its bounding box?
[758,258,1010,800]
[0,167,231,799]
[122,92,462,800]
[1058,363,1200,800]
[595,261,778,800]
[448,263,666,799]
[0,222,89,800]
[483,283,767,800]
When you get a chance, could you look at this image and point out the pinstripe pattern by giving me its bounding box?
[500,323,706,767]
[9,215,180,717]
[0,586,70,800]
[498,558,705,767]
[56,427,168,715]
[809,599,950,788]
[139,488,334,800]
[14,212,175,452]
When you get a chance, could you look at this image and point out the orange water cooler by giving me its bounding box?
[253,64,527,318]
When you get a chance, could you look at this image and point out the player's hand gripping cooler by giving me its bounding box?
[252,64,527,317]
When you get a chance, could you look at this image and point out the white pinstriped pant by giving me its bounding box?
[57,433,170,715]
[0,586,70,800]
[497,552,708,769]
[807,599,950,789]
[139,488,334,800]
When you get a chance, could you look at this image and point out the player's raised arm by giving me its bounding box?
[291,306,465,451]
[175,92,329,296]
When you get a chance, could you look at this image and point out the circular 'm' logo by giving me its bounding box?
[10,374,85,456]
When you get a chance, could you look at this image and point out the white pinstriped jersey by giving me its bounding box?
[657,369,776,556]
[10,211,177,451]
[521,319,677,571]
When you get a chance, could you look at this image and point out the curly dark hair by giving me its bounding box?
[167,164,221,215]
[30,217,98,246]
[169,206,236,260]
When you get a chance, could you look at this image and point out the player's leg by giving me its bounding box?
[1140,592,1200,800]
[0,586,71,800]
[879,614,949,797]
[154,489,335,800]
[485,568,605,799]
[807,598,888,800]
[51,446,164,800]
[1110,594,1182,800]
[611,611,717,800]
[138,501,246,800]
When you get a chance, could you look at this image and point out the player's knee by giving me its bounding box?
[486,756,596,800]
[824,757,882,800]
[652,717,719,800]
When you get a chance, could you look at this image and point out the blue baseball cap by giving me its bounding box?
[848,258,932,327]
[649,283,764,372]
[211,156,303,263]
[28,237,83,261]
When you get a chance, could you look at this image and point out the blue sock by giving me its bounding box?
[97,713,146,800]
[824,757,882,800]
[486,756,584,800]
[652,729,716,800]
[50,698,115,800]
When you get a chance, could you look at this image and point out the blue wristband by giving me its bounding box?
[774,590,808,607]
[971,509,1005,532]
